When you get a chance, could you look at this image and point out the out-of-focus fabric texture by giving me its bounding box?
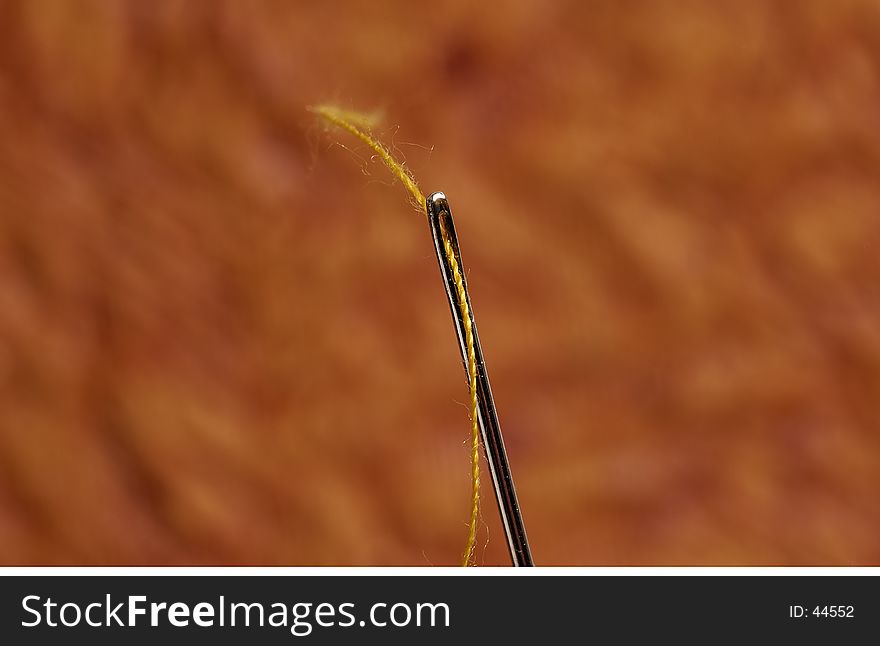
[1,1,879,565]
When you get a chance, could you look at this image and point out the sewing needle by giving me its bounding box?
[426,191,534,567]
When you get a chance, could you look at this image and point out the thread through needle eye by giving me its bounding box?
[426,192,534,567]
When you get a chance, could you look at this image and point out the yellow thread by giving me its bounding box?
[311,104,481,566]
[309,104,424,209]
[439,214,481,567]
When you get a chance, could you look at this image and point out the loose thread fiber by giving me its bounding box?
[310,104,481,566]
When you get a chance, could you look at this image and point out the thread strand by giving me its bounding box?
[439,215,481,567]
[311,104,481,566]
[309,104,424,209]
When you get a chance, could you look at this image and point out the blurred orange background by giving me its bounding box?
[1,1,879,565]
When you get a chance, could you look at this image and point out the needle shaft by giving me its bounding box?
[426,191,534,567]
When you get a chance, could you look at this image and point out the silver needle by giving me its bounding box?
[426,191,534,567]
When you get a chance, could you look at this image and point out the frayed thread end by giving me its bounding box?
[308,104,425,211]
